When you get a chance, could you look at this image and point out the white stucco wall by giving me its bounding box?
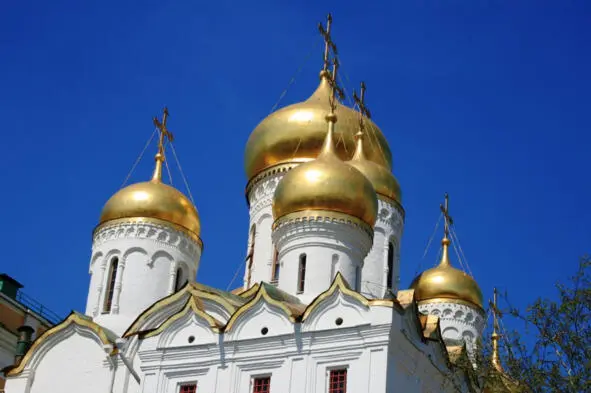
[86,220,202,336]
[272,217,373,303]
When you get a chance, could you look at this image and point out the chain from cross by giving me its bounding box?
[318,13,338,72]
[153,107,174,156]
[440,192,454,237]
[327,58,344,112]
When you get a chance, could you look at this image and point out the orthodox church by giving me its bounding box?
[3,15,518,393]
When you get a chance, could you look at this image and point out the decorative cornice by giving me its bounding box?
[273,210,374,237]
[247,172,285,217]
[245,162,304,202]
[93,218,202,260]
[376,199,405,229]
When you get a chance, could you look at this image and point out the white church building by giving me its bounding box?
[3,15,494,393]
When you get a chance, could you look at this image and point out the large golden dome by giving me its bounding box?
[272,116,378,227]
[348,131,402,205]
[245,71,392,183]
[410,238,483,309]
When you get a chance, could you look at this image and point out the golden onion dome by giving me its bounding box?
[410,237,483,309]
[97,121,201,242]
[348,131,402,205]
[244,71,392,183]
[272,113,378,227]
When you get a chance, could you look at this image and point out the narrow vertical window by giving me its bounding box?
[253,377,270,393]
[328,369,347,393]
[271,248,280,285]
[246,225,256,287]
[179,383,197,393]
[103,257,119,313]
[297,254,307,293]
[175,267,187,291]
[355,266,361,291]
[387,242,394,290]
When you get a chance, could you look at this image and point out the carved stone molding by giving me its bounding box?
[93,220,201,261]
[248,172,285,217]
[376,199,404,231]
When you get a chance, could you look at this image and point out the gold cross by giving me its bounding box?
[318,13,337,72]
[440,193,454,237]
[153,107,174,157]
[353,81,371,119]
[327,57,344,112]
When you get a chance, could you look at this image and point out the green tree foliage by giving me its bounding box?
[490,256,591,392]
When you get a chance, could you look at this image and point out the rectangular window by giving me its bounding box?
[179,383,197,393]
[355,266,361,291]
[328,369,347,393]
[253,376,271,392]
[297,254,307,293]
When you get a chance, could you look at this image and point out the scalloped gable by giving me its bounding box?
[124,282,248,337]
[5,312,117,377]
[139,296,223,339]
[225,283,305,332]
[301,273,397,322]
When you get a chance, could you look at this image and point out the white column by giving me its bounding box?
[361,198,404,298]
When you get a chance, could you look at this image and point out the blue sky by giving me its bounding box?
[1,0,589,330]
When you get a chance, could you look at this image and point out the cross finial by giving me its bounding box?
[319,13,337,72]
[440,192,454,238]
[151,107,174,182]
[326,57,344,114]
[490,287,504,370]
[353,81,371,119]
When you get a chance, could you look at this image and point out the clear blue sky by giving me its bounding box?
[1,1,589,324]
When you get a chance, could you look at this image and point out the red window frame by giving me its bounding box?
[328,369,347,393]
[253,376,271,392]
[179,383,197,393]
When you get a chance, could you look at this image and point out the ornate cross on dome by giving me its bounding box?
[440,193,454,238]
[327,58,344,113]
[318,13,337,72]
[151,107,174,182]
[353,81,371,119]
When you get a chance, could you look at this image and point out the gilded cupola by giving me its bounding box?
[347,82,402,205]
[272,62,378,228]
[97,109,201,243]
[244,14,392,185]
[410,196,482,309]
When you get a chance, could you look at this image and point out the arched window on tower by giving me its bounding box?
[271,248,280,285]
[246,225,256,287]
[297,254,307,293]
[103,257,119,313]
[175,267,188,291]
[386,242,394,290]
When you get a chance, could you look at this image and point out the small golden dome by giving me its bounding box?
[98,108,201,241]
[349,131,402,204]
[272,115,378,227]
[244,71,392,182]
[410,238,483,309]
[98,180,201,238]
